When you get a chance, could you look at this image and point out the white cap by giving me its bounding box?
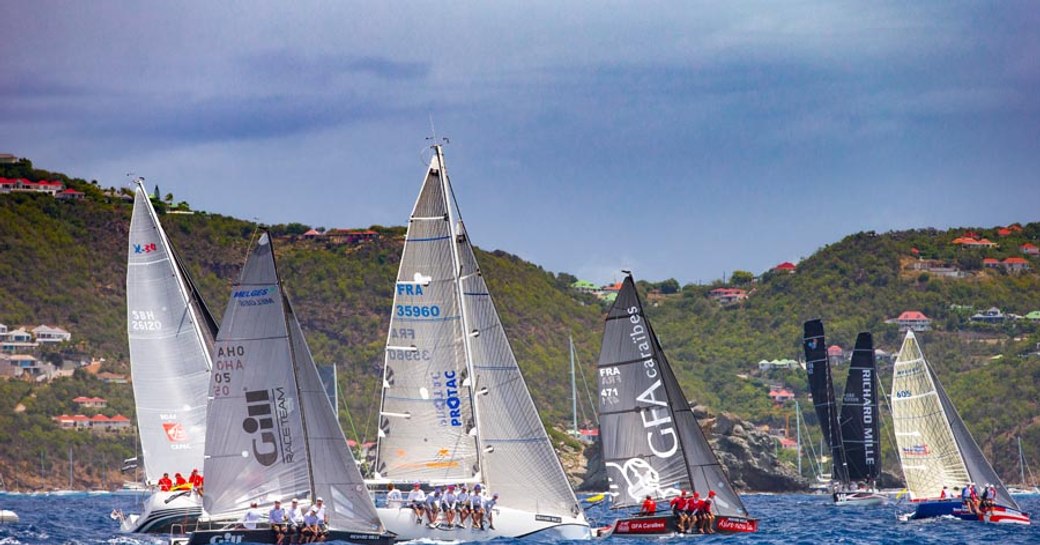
[316,497,324,502]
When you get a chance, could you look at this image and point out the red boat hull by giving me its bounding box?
[604,514,758,536]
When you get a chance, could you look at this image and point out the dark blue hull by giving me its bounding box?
[909,500,1031,524]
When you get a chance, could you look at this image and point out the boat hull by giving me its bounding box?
[0,509,18,524]
[600,514,758,536]
[119,490,202,534]
[907,500,1031,525]
[377,505,591,540]
[185,527,393,545]
[833,491,887,506]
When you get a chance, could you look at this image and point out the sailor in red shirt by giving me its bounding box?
[639,495,656,516]
[157,472,172,492]
[697,490,716,534]
[683,492,700,533]
[669,490,688,531]
[188,468,203,491]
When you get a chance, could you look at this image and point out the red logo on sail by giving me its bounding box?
[162,422,188,443]
[902,444,930,456]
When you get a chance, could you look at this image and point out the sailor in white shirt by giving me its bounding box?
[239,501,262,530]
[288,498,306,539]
[407,482,426,524]
[386,483,404,509]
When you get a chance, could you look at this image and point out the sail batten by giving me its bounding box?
[598,276,749,518]
[127,183,213,484]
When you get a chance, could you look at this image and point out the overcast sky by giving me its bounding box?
[3,2,1038,284]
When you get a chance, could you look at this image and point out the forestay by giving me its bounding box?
[598,275,749,519]
[839,333,881,483]
[891,331,971,500]
[802,320,848,485]
[127,183,215,484]
[204,233,382,532]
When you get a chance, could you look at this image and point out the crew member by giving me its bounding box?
[639,495,656,516]
[698,491,717,534]
[157,472,172,492]
[484,492,499,531]
[670,490,688,532]
[239,501,262,530]
[470,485,486,530]
[173,472,188,490]
[456,485,471,528]
[288,499,305,544]
[424,488,442,526]
[386,483,403,509]
[312,497,328,542]
[188,468,203,491]
[269,499,289,545]
[406,483,426,524]
[443,485,458,527]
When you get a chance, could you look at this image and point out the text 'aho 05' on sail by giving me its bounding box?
[371,144,590,541]
[597,274,756,535]
[122,180,213,533]
[192,232,390,545]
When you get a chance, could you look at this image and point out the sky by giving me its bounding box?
[3,2,1038,285]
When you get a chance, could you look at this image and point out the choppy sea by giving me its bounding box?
[1,492,1038,545]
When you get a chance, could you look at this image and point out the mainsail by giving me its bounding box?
[891,330,1019,508]
[203,232,382,531]
[802,320,849,484]
[374,146,583,519]
[597,275,749,519]
[127,182,215,484]
[838,332,880,483]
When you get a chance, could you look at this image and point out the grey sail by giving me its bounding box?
[450,181,584,516]
[127,182,214,484]
[204,232,382,531]
[373,154,479,482]
[286,300,382,531]
[317,365,338,414]
[597,275,749,519]
[932,367,1018,509]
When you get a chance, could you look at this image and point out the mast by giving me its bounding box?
[570,336,578,437]
[795,400,802,477]
[435,144,485,479]
[68,446,73,490]
[1020,437,1026,486]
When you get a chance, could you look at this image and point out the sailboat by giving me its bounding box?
[596,274,757,535]
[802,320,885,505]
[891,330,1030,524]
[119,179,216,533]
[1008,437,1040,496]
[370,144,590,540]
[187,232,393,545]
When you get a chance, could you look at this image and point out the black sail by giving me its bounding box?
[597,275,749,518]
[839,332,880,482]
[802,320,848,484]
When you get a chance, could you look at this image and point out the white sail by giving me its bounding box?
[375,146,583,520]
[203,233,382,531]
[373,155,479,482]
[127,183,214,484]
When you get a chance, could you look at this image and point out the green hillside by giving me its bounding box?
[2,158,1039,490]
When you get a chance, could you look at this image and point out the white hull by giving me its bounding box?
[119,490,202,534]
[833,491,887,506]
[377,505,591,541]
[0,509,18,523]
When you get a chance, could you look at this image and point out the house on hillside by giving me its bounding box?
[997,228,1013,237]
[73,396,107,408]
[55,188,85,201]
[97,372,128,384]
[326,228,379,245]
[772,262,797,273]
[983,257,1001,268]
[570,280,598,294]
[301,228,323,239]
[952,237,998,248]
[33,325,71,343]
[757,359,800,371]
[709,287,748,305]
[970,307,1005,324]
[1021,243,1040,256]
[768,386,795,405]
[888,310,932,332]
[1003,257,1030,272]
[828,345,844,365]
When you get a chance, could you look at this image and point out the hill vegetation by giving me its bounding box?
[2,158,1039,489]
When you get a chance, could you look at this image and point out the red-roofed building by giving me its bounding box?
[911,247,920,256]
[888,310,932,332]
[997,228,1013,237]
[952,237,997,248]
[73,396,106,408]
[779,437,798,450]
[1008,224,1024,232]
[56,189,85,201]
[53,414,92,430]
[983,257,1001,268]
[768,386,795,404]
[827,345,844,364]
[1003,257,1030,272]
[773,262,797,273]
[1021,243,1039,256]
[326,229,379,244]
[302,228,323,238]
[709,287,748,305]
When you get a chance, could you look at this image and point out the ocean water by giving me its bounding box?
[1,492,1038,545]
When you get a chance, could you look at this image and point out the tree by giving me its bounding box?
[657,278,680,294]
[730,270,755,285]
